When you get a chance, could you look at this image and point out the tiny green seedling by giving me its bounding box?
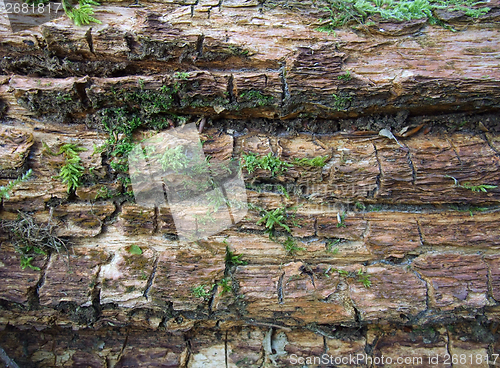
[326,239,341,253]
[369,205,383,212]
[357,269,372,288]
[217,278,232,295]
[20,255,40,271]
[127,244,143,255]
[192,284,211,299]
[173,72,190,80]
[332,93,352,111]
[283,236,305,255]
[355,202,366,211]
[225,246,248,267]
[326,267,349,278]
[446,175,497,193]
[276,184,290,199]
[337,269,349,276]
[257,206,291,236]
[338,71,352,81]
[0,169,32,200]
[94,186,111,200]
[336,212,347,228]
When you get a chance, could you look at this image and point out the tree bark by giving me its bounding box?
[1,1,500,366]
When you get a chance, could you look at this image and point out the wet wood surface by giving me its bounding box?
[1,0,500,366]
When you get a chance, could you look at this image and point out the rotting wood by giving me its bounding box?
[1,0,500,366]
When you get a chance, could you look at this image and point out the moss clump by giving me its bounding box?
[241,152,292,177]
[319,0,491,31]
[239,90,275,107]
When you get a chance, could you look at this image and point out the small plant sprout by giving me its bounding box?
[283,236,305,255]
[355,202,366,211]
[192,284,212,299]
[328,268,349,277]
[44,143,87,193]
[173,72,190,80]
[0,169,32,200]
[326,239,341,253]
[332,93,352,111]
[257,206,291,237]
[338,71,352,80]
[336,212,346,228]
[217,278,232,295]
[225,246,248,267]
[446,175,497,193]
[127,244,143,255]
[357,269,372,288]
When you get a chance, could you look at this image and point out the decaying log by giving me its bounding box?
[1,0,500,366]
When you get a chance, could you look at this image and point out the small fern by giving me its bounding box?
[446,175,498,193]
[257,206,291,237]
[45,143,87,192]
[61,0,101,26]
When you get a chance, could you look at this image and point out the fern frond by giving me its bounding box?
[80,0,100,5]
[62,0,101,26]
[67,4,101,26]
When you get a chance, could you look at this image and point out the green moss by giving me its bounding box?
[293,156,329,167]
[239,90,274,107]
[123,252,150,273]
[192,284,211,299]
[338,71,352,81]
[319,0,490,31]
[332,93,352,111]
[241,152,292,176]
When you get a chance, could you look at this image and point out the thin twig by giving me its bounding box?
[0,345,20,368]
